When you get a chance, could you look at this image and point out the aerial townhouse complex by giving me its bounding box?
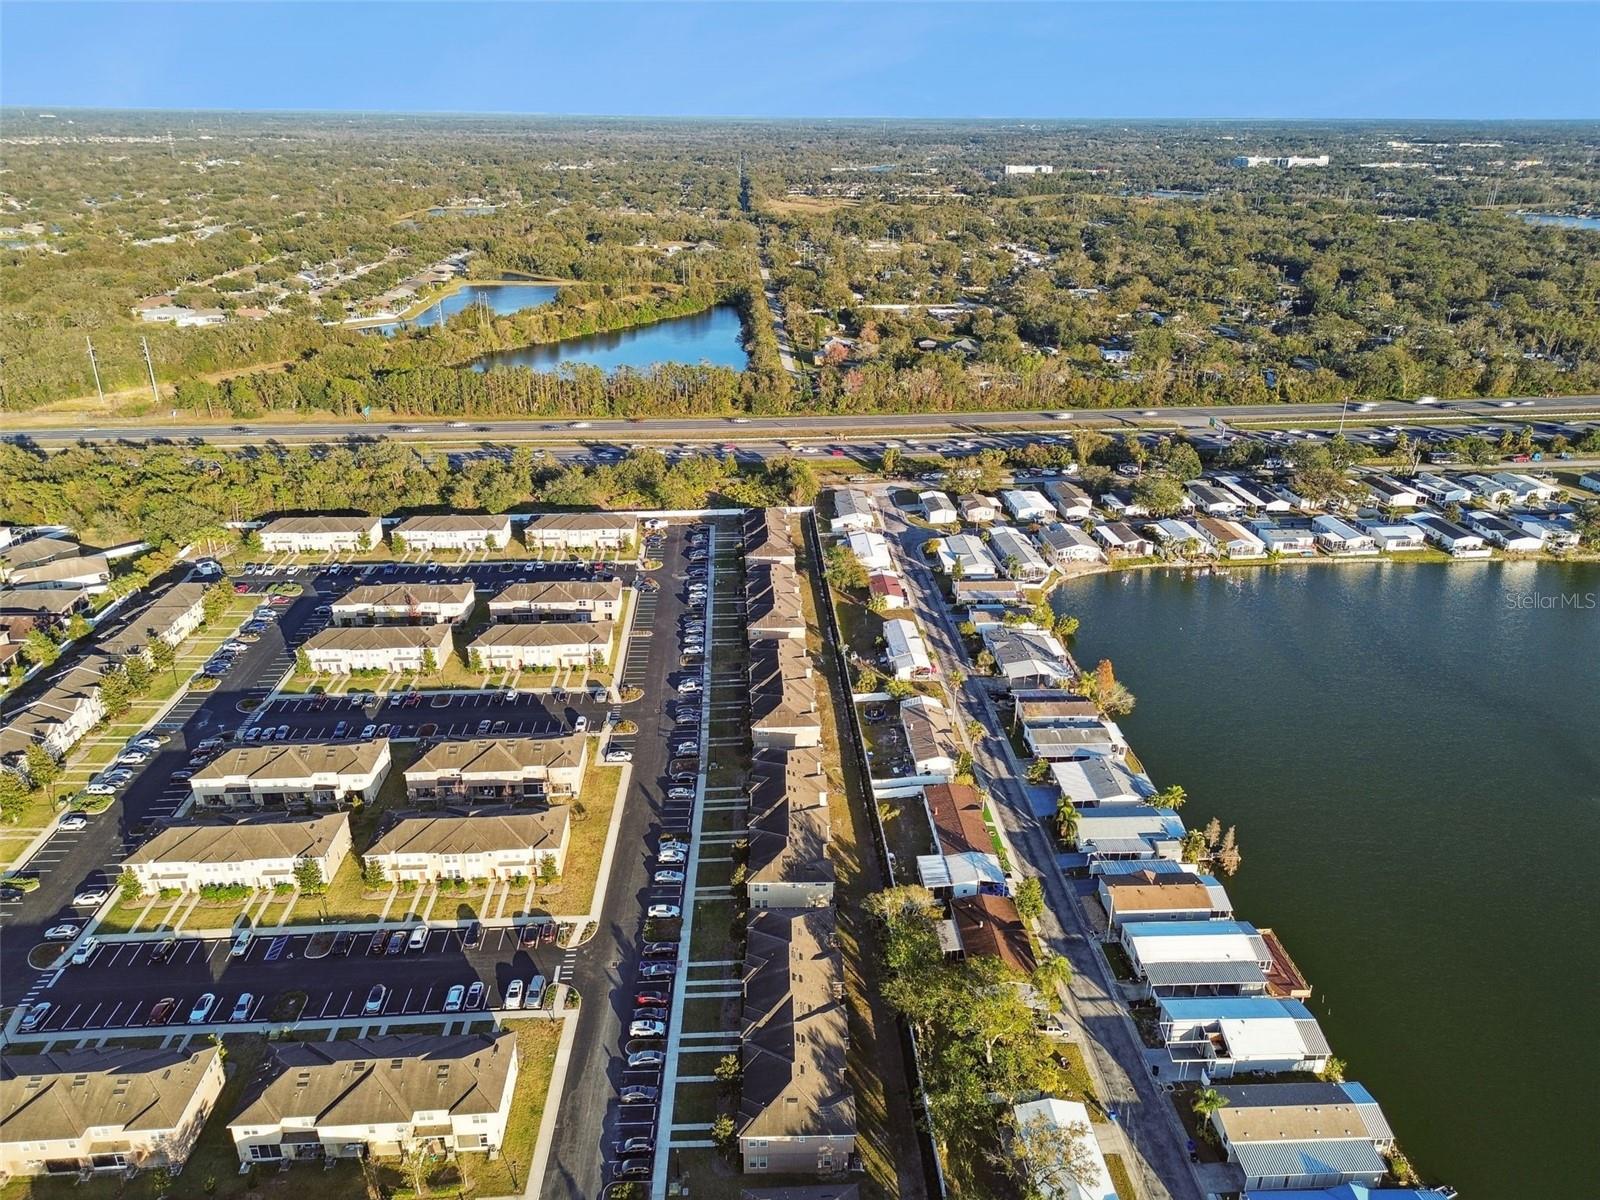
[733,509,856,1176]
[330,581,477,625]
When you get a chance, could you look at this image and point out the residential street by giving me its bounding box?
[880,500,1205,1200]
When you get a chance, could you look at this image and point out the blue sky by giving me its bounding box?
[3,2,1596,119]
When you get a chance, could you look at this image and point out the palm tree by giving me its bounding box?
[1055,798,1080,848]
[1030,953,1073,1004]
[1192,1086,1230,1134]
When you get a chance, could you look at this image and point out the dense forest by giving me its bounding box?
[3,113,1596,417]
[0,439,821,549]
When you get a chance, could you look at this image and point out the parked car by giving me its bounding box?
[187,993,217,1023]
[653,870,685,886]
[629,1019,667,1039]
[647,904,681,920]
[148,938,178,964]
[364,984,387,1015]
[20,1002,51,1032]
[619,1084,660,1104]
[625,1050,665,1071]
[71,887,110,907]
[657,847,686,866]
[667,787,694,801]
[526,974,547,1009]
[386,930,407,954]
[642,942,678,959]
[57,814,88,832]
[465,981,485,1010]
[637,962,675,979]
[147,998,176,1025]
[407,925,429,951]
[44,924,80,940]
[462,921,482,949]
[82,783,117,797]
[443,984,466,1012]
[332,931,356,956]
[70,937,99,965]
[614,1157,652,1179]
[504,979,525,1010]
[635,991,670,1007]
[634,1007,668,1023]
[605,748,633,764]
[230,932,252,958]
[230,993,255,1022]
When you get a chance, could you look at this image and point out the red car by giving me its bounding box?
[830,448,846,457]
[233,583,250,594]
[635,991,670,1007]
[268,595,291,607]
[540,922,558,945]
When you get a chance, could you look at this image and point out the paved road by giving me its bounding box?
[881,500,1203,1200]
[541,524,709,1199]
[12,393,1600,447]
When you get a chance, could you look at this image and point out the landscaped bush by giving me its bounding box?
[199,883,252,902]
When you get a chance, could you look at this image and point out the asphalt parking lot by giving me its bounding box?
[13,925,561,1035]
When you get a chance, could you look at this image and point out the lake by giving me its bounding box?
[371,282,561,335]
[470,304,749,374]
[1517,212,1600,230]
[1053,560,1600,1199]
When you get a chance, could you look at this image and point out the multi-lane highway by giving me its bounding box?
[11,393,1600,448]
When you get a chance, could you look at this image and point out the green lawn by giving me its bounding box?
[669,1079,728,1125]
[688,897,738,962]
[680,995,732,1034]
[547,760,622,913]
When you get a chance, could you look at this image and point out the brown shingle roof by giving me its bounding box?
[0,1045,221,1142]
[126,813,349,867]
[953,893,1036,976]
[924,783,990,857]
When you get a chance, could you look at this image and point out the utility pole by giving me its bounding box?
[140,337,161,405]
[85,336,105,404]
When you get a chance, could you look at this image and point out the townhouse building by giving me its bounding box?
[364,810,571,882]
[227,1033,518,1165]
[746,748,834,910]
[124,813,351,894]
[190,740,392,810]
[330,581,476,626]
[467,621,612,671]
[521,512,636,552]
[302,623,454,674]
[391,514,512,552]
[487,579,624,623]
[258,515,382,554]
[0,1045,225,1179]
[404,735,588,804]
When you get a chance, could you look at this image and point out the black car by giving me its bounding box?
[331,931,357,956]
[634,1006,668,1022]
[642,942,678,959]
[367,931,388,956]
[148,938,178,964]
[462,921,482,949]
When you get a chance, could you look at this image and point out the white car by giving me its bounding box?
[504,979,525,1010]
[676,680,702,695]
[116,751,150,766]
[629,1019,667,1039]
[71,937,100,964]
[647,904,681,920]
[57,814,88,832]
[44,924,80,940]
[657,848,686,866]
[230,993,255,1021]
[667,787,694,801]
[653,870,685,886]
[82,783,117,797]
[72,888,110,907]
[627,1049,665,1069]
[188,993,217,1024]
[605,749,633,764]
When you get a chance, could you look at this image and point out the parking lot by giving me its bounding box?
[13,924,563,1036]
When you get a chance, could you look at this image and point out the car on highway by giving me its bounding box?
[231,993,255,1022]
[21,1003,52,1032]
[626,1050,665,1070]
[619,1084,660,1104]
[44,924,80,940]
[653,869,685,886]
[72,888,111,907]
[629,1019,667,1039]
[57,814,89,832]
[647,905,681,920]
[443,984,466,1013]
[465,981,485,1009]
[70,937,100,964]
[188,993,217,1024]
[504,979,525,1010]
[231,932,252,958]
